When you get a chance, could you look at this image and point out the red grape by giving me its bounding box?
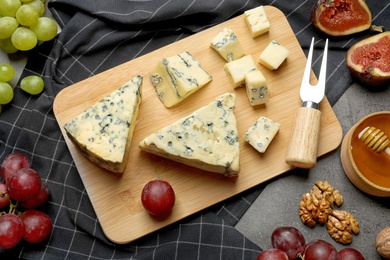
[271,226,306,259]
[20,181,49,209]
[1,152,31,182]
[0,213,23,249]
[141,179,175,217]
[304,239,338,260]
[0,182,10,209]
[20,209,52,243]
[7,168,42,201]
[337,248,365,260]
[257,248,289,260]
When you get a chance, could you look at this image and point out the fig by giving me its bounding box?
[311,0,372,37]
[346,31,390,86]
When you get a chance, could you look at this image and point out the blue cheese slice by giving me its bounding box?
[63,75,143,173]
[245,69,269,106]
[149,51,212,108]
[139,93,240,176]
[244,6,271,38]
[224,55,258,89]
[210,27,245,62]
[259,40,290,70]
[244,116,280,153]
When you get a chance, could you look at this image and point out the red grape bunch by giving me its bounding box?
[0,152,52,249]
[256,226,365,260]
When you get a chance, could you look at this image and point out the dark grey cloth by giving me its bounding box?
[1,0,389,259]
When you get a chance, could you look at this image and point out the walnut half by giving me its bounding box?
[326,210,360,244]
[299,181,343,227]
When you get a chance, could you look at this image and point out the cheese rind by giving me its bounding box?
[149,51,212,108]
[244,6,271,38]
[245,69,269,106]
[210,27,245,62]
[244,116,280,153]
[139,93,240,176]
[63,75,143,173]
[259,40,290,70]
[224,55,258,88]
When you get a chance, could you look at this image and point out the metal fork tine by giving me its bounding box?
[302,37,315,86]
[317,38,329,90]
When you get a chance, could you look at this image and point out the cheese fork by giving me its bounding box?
[285,37,329,169]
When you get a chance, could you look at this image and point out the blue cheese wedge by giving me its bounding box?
[210,27,245,62]
[244,116,280,153]
[63,75,143,173]
[224,55,258,88]
[244,6,271,38]
[139,93,240,176]
[259,40,290,70]
[245,69,269,106]
[149,51,212,108]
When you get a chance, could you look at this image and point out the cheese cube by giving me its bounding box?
[259,40,289,70]
[244,116,280,153]
[244,6,271,38]
[245,70,269,106]
[210,27,245,62]
[224,55,257,88]
[149,51,212,108]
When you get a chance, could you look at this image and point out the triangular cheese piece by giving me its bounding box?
[139,93,240,176]
[64,75,143,173]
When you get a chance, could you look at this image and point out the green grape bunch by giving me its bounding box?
[0,63,45,113]
[0,0,57,53]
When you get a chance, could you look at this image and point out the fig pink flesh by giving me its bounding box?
[351,36,390,73]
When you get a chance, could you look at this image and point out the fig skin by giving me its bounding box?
[346,32,390,86]
[311,0,372,37]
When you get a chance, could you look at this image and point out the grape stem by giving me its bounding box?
[7,200,18,215]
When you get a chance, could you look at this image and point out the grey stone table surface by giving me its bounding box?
[235,82,390,259]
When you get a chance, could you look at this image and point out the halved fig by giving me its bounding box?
[346,32,390,86]
[311,0,372,37]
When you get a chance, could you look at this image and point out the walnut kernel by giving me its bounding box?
[326,210,359,244]
[298,181,343,227]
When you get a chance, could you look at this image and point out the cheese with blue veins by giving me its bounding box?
[244,6,271,38]
[139,93,240,176]
[210,27,245,62]
[63,75,143,173]
[245,69,269,106]
[259,40,290,70]
[149,51,212,108]
[244,116,280,153]
[224,55,258,88]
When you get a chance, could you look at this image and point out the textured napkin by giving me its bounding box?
[1,0,389,259]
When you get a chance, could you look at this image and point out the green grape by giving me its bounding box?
[30,17,57,41]
[24,0,45,17]
[0,63,15,82]
[0,0,22,17]
[16,4,39,26]
[0,37,18,53]
[20,0,34,2]
[0,82,14,104]
[11,27,37,51]
[21,75,44,95]
[0,16,19,39]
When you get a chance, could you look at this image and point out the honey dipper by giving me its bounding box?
[358,126,390,156]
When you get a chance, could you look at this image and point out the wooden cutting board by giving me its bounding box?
[53,6,342,244]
